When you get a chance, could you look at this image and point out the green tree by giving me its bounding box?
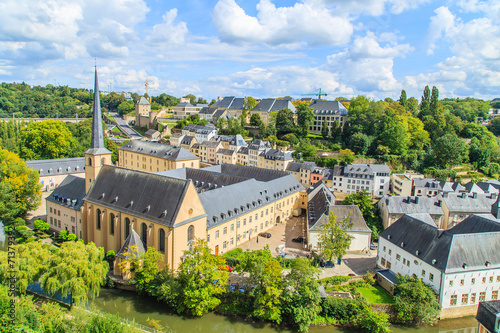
[177,239,228,316]
[250,113,263,126]
[349,132,371,155]
[330,119,341,141]
[432,134,469,168]
[339,148,355,165]
[18,120,78,160]
[275,108,296,137]
[318,212,354,261]
[281,133,299,145]
[399,89,407,108]
[196,97,207,104]
[33,219,49,232]
[117,101,135,116]
[321,119,329,138]
[126,247,164,295]
[342,190,383,241]
[357,306,391,333]
[0,149,41,223]
[281,258,321,332]
[394,275,440,325]
[469,137,490,169]
[419,85,431,118]
[183,94,197,104]
[407,97,419,117]
[238,247,283,323]
[296,103,315,137]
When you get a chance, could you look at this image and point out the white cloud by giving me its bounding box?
[147,9,189,45]
[305,0,430,16]
[326,33,411,94]
[426,6,456,55]
[212,0,353,47]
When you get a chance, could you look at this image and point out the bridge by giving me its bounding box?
[0,117,88,123]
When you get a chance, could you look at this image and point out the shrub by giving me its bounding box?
[320,297,364,322]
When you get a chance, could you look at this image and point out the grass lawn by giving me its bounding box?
[358,285,395,304]
[132,126,146,136]
[306,133,324,139]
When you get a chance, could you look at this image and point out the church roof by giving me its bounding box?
[85,166,192,227]
[27,157,85,177]
[138,97,150,105]
[116,229,146,259]
[46,175,86,211]
[119,140,198,161]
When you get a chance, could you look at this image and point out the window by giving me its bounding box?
[449,280,453,287]
[460,279,464,286]
[381,258,386,266]
[124,218,130,239]
[450,295,457,306]
[266,209,268,215]
[493,290,499,300]
[386,261,391,269]
[255,214,257,220]
[472,278,476,285]
[215,230,219,239]
[261,211,263,218]
[109,213,115,235]
[231,224,234,232]
[207,234,210,242]
[422,270,426,277]
[479,292,486,302]
[141,223,147,247]
[482,277,487,284]
[188,225,194,243]
[489,276,494,283]
[50,207,52,213]
[243,219,247,226]
[96,209,101,230]
[159,229,165,253]
[383,246,386,252]
[223,241,227,249]
[429,273,434,282]
[260,223,263,230]
[497,276,500,282]
[388,249,392,255]
[237,221,240,228]
[223,227,227,235]
[71,216,75,223]
[396,254,401,261]
[470,293,476,304]
[461,294,468,305]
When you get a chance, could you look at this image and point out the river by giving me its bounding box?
[90,288,479,333]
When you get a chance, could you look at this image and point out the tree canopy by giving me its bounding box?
[319,212,354,261]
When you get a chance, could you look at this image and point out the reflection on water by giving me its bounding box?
[90,289,478,333]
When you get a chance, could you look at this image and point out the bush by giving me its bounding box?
[223,248,243,257]
[33,219,49,232]
[320,297,364,322]
[318,275,350,286]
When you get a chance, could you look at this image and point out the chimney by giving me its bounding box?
[437,200,442,207]
[472,192,477,199]
[415,196,420,204]
[461,192,467,199]
[491,194,500,219]
[492,193,497,200]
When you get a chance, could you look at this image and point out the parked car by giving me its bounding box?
[229,283,238,292]
[370,242,377,250]
[239,284,248,293]
[292,236,307,243]
[320,260,335,268]
[258,232,272,238]
[348,273,356,276]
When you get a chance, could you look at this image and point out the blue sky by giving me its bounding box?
[0,0,499,101]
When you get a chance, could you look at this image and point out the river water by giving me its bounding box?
[90,289,479,333]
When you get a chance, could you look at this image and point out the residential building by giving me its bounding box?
[248,139,271,167]
[378,195,445,229]
[216,148,237,165]
[377,214,500,319]
[181,124,218,143]
[211,96,245,118]
[390,172,424,196]
[441,192,498,229]
[251,99,296,125]
[331,164,391,197]
[172,98,207,119]
[286,161,317,187]
[413,178,449,197]
[258,149,293,171]
[198,106,219,123]
[180,135,197,151]
[46,175,85,238]
[199,141,223,164]
[476,300,500,333]
[236,147,249,166]
[117,140,200,172]
[144,129,161,141]
[307,100,348,135]
[169,133,184,146]
[27,157,85,191]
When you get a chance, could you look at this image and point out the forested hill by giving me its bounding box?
[0,82,179,119]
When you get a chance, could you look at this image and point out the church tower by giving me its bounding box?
[85,66,112,192]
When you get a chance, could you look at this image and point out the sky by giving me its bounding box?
[0,0,499,102]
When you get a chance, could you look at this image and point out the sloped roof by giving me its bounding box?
[27,157,85,177]
[237,146,249,154]
[476,301,500,333]
[218,148,235,156]
[380,214,500,273]
[383,195,444,215]
[308,100,347,116]
[212,97,245,110]
[85,166,192,227]
[251,99,296,113]
[46,175,86,211]
[116,229,146,259]
[442,192,496,213]
[145,129,159,136]
[119,140,198,161]
[138,97,150,105]
[259,149,292,161]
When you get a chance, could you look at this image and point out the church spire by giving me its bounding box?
[90,66,106,150]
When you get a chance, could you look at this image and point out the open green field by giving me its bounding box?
[357,285,395,304]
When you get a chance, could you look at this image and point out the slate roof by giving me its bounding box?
[46,175,86,211]
[218,163,291,182]
[251,99,297,113]
[119,140,198,161]
[441,192,496,213]
[237,146,249,154]
[145,129,159,136]
[413,178,444,190]
[308,100,347,116]
[27,157,85,177]
[332,165,344,176]
[474,181,500,194]
[307,188,329,229]
[138,96,150,105]
[344,164,390,176]
[180,135,196,145]
[464,182,484,194]
[380,214,500,273]
[383,195,444,215]
[116,229,146,259]
[87,67,111,155]
[200,140,221,148]
[248,139,271,150]
[309,202,370,233]
[198,106,218,115]
[85,166,193,227]
[218,148,235,156]
[212,97,245,110]
[476,301,500,333]
[377,269,398,285]
[259,149,292,161]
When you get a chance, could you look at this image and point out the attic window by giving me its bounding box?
[432,259,437,265]
[462,263,468,269]
[400,242,404,247]
[485,261,490,267]
[212,216,218,223]
[415,250,420,256]
[387,235,391,240]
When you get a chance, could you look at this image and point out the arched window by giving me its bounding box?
[141,223,147,247]
[187,225,194,244]
[88,157,92,166]
[101,157,106,165]
[109,213,115,235]
[124,218,130,239]
[96,209,101,230]
[159,229,165,253]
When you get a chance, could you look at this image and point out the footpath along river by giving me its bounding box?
[91,288,479,333]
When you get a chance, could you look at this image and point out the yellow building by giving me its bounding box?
[118,140,200,173]
[257,149,293,171]
[216,148,237,165]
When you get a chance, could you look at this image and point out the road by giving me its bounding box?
[109,112,142,140]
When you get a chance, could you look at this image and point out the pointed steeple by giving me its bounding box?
[86,66,111,155]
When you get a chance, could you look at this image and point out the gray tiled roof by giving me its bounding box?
[119,140,198,161]
[85,166,194,227]
[383,195,444,215]
[237,146,249,154]
[200,140,221,148]
[476,301,500,333]
[251,99,296,113]
[27,157,85,177]
[380,214,500,273]
[198,106,218,115]
[344,164,390,175]
[212,97,245,110]
[413,178,444,189]
[138,96,150,105]
[248,139,270,150]
[180,136,196,145]
[308,100,347,116]
[46,175,86,211]
[259,149,292,161]
[145,129,159,136]
[442,192,496,213]
[218,148,235,156]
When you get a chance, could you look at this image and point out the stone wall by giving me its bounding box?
[440,304,479,319]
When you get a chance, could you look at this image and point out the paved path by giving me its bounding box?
[109,112,142,140]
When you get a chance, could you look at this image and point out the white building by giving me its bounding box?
[331,164,390,198]
[377,214,500,319]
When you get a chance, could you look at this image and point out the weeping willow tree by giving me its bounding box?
[0,240,109,306]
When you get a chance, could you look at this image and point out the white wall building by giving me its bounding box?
[377,214,500,319]
[331,164,390,198]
